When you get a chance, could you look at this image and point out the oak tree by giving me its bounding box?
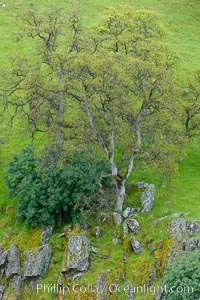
[65,7,180,212]
[4,6,181,213]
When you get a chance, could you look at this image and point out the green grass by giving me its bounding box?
[1,0,200,73]
[172,140,200,221]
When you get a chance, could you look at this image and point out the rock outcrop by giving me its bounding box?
[166,218,198,264]
[96,272,108,300]
[123,221,129,238]
[24,245,52,280]
[187,220,200,236]
[158,219,200,272]
[112,231,119,245]
[126,281,134,300]
[123,218,140,237]
[0,286,5,300]
[123,207,135,218]
[95,226,103,238]
[62,235,90,274]
[136,182,155,213]
[113,212,122,226]
[40,226,53,245]
[183,238,200,251]
[5,245,20,280]
[0,250,7,269]
[0,245,21,298]
[12,275,22,291]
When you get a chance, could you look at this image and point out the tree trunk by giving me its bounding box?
[55,71,64,145]
[115,181,126,213]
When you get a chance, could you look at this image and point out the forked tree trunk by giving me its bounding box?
[83,102,135,213]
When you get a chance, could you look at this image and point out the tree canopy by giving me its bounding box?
[4,5,183,213]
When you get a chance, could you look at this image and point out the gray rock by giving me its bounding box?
[187,221,200,236]
[113,212,122,226]
[95,226,102,238]
[167,219,187,264]
[106,269,111,273]
[0,250,8,269]
[72,272,84,281]
[183,238,200,251]
[2,234,9,240]
[112,231,119,245]
[130,238,142,254]
[169,219,187,242]
[62,235,90,273]
[41,226,53,245]
[90,246,99,253]
[12,275,22,291]
[96,272,108,300]
[153,213,183,225]
[123,221,129,238]
[5,245,20,279]
[0,286,5,300]
[24,245,52,280]
[112,238,119,245]
[146,270,156,287]
[123,207,132,218]
[165,219,200,267]
[125,218,140,235]
[126,281,134,300]
[136,182,148,189]
[160,219,200,289]
[141,184,155,213]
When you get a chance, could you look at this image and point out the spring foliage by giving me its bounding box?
[4,5,183,213]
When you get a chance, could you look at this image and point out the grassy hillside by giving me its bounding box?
[0,1,200,299]
[1,0,200,71]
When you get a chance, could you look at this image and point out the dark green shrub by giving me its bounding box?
[5,145,111,227]
[162,251,200,300]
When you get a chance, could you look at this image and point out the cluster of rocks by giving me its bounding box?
[0,226,95,299]
[109,181,154,255]
[109,210,142,254]
[5,180,196,300]
[108,181,155,256]
[167,218,200,263]
[96,273,135,300]
[0,228,53,299]
[123,218,140,237]
[155,219,200,300]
